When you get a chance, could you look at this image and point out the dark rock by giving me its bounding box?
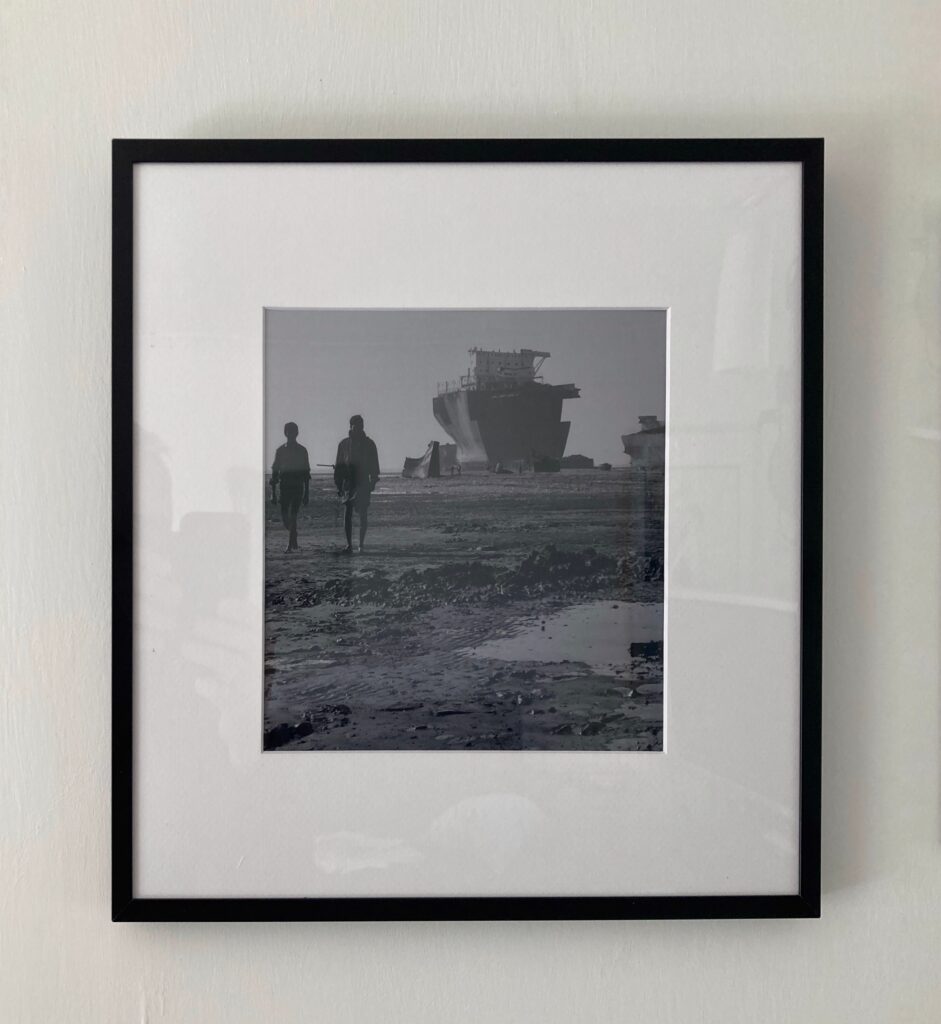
[264,723,296,748]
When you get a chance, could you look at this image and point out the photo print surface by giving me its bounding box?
[264,308,666,751]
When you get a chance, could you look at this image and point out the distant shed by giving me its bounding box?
[560,454,594,469]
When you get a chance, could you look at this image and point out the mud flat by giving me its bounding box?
[264,467,664,751]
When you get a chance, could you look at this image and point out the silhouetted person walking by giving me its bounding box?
[334,414,380,553]
[271,422,310,552]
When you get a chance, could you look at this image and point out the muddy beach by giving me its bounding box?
[264,468,664,751]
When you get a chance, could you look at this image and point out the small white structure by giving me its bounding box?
[621,416,665,467]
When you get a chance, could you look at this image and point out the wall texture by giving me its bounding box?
[1,1,939,1020]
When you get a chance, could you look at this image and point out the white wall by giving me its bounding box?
[1,1,939,1020]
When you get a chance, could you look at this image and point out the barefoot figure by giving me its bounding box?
[271,421,310,552]
[334,414,380,553]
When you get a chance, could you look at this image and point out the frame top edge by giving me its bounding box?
[111,137,824,165]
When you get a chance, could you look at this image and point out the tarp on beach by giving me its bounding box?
[403,441,441,478]
[402,441,460,478]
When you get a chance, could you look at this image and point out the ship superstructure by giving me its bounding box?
[432,348,579,469]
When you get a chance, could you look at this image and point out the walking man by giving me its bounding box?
[334,414,380,553]
[270,421,310,552]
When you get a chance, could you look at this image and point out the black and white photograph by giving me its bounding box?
[264,308,666,751]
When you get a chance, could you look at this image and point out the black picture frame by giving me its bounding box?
[113,137,823,922]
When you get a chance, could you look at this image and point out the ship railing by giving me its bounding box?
[438,372,549,394]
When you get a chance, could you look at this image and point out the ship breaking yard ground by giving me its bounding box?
[264,467,664,751]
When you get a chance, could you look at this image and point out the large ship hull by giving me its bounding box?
[433,382,578,467]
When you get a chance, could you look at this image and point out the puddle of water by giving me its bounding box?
[462,601,663,670]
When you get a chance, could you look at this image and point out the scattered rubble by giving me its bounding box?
[266,543,662,611]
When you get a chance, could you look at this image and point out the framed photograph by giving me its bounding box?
[113,138,823,920]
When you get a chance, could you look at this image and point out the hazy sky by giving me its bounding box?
[265,309,666,471]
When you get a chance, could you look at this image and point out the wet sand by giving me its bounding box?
[264,468,664,750]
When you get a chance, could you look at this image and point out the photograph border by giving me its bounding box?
[262,304,669,755]
[112,138,823,922]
